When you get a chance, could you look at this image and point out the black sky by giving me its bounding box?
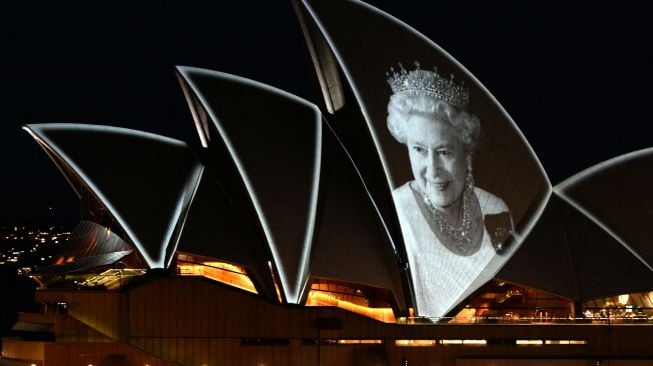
[1,1,651,225]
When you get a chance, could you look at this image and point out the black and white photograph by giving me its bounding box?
[386,63,514,317]
[301,0,551,317]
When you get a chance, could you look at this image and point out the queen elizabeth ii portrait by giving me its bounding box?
[387,62,513,318]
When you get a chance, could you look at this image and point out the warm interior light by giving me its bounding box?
[440,339,463,345]
[395,339,437,347]
[82,269,146,290]
[438,339,487,346]
[177,259,257,294]
[516,339,543,345]
[450,307,477,323]
[545,340,588,345]
[305,290,395,323]
[337,339,383,344]
[462,339,487,345]
[570,340,587,345]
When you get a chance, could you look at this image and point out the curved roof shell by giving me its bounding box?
[24,124,203,269]
[176,66,407,307]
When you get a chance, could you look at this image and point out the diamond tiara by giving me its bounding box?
[386,62,470,110]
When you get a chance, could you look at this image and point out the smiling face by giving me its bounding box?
[406,114,468,209]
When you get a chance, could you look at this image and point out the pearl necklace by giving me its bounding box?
[423,190,477,256]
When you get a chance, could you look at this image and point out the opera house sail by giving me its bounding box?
[4,1,653,365]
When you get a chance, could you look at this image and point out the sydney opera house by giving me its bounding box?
[3,1,653,365]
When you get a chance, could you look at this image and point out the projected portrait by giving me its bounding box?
[387,62,513,318]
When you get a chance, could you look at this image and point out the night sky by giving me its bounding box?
[1,1,651,226]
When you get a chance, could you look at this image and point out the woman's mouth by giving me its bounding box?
[430,181,449,191]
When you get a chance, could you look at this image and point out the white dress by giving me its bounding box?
[393,182,511,318]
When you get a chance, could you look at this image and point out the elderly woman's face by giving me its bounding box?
[406,114,467,209]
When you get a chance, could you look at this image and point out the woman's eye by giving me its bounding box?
[437,149,451,156]
[412,146,426,154]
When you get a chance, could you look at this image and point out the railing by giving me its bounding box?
[395,315,653,325]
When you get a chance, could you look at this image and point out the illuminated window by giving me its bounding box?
[439,339,486,346]
[177,253,257,294]
[440,339,462,345]
[545,340,587,345]
[454,280,574,324]
[306,290,395,322]
[462,339,487,345]
[516,340,543,345]
[305,279,395,323]
[582,292,653,322]
[81,268,146,290]
[337,339,383,344]
[395,339,437,347]
[305,339,384,345]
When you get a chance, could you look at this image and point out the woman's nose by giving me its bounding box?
[425,153,442,179]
